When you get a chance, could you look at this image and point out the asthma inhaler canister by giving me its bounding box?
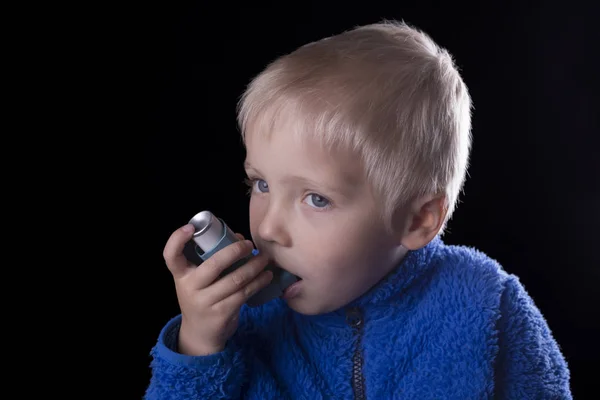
[189,210,299,307]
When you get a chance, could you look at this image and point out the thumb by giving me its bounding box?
[163,224,196,278]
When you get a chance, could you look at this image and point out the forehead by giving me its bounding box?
[244,128,363,187]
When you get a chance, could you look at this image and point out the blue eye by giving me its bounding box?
[244,178,268,195]
[306,193,330,209]
[256,179,269,193]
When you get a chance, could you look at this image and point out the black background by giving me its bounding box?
[127,1,598,398]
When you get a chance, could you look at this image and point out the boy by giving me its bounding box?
[145,20,572,399]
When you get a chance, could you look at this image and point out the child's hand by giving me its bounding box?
[162,224,273,356]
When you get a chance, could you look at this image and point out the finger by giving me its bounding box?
[234,233,245,241]
[163,223,196,278]
[192,239,256,289]
[201,252,270,304]
[215,269,274,311]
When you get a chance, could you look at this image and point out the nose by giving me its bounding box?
[257,205,292,247]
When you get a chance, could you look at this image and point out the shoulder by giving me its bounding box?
[431,239,552,330]
[430,239,512,298]
[430,240,571,397]
[422,238,548,322]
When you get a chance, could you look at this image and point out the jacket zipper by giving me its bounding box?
[347,307,366,400]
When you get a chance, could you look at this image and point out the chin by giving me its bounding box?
[285,297,335,315]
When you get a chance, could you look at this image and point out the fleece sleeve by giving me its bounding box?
[494,275,573,399]
[144,314,246,400]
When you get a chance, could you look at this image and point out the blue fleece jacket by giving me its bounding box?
[145,236,572,399]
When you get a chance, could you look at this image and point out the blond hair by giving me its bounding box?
[236,20,473,236]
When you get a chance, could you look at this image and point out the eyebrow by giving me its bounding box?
[244,161,352,197]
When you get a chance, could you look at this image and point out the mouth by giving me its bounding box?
[266,260,303,300]
[269,260,303,281]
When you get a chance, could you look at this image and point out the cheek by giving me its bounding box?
[309,230,378,276]
[317,225,385,279]
[248,197,264,237]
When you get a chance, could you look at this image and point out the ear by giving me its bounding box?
[398,194,448,250]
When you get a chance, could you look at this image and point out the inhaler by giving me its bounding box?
[188,210,300,307]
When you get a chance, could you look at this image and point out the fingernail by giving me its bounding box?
[245,240,254,248]
[182,224,195,233]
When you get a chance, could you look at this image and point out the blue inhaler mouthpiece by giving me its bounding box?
[189,210,299,307]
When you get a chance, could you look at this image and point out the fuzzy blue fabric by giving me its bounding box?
[145,236,572,399]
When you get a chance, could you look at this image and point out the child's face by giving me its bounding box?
[244,130,407,315]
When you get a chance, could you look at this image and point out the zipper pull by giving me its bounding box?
[346,307,363,328]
